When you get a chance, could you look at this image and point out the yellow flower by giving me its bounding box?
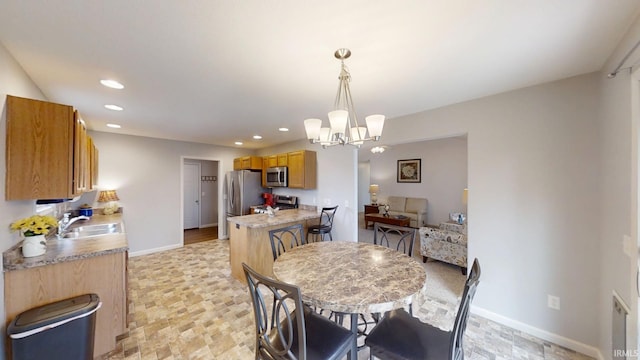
[10,215,58,236]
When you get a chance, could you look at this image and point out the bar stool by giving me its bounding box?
[307,206,338,242]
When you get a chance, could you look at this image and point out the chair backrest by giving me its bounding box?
[243,263,307,359]
[269,223,306,261]
[449,258,481,360]
[373,222,417,256]
[317,206,338,227]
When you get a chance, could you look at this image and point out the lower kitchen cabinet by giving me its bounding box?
[4,251,127,358]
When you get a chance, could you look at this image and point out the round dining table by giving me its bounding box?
[272,241,427,359]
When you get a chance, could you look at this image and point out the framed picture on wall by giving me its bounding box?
[397,159,421,183]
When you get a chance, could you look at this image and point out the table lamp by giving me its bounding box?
[98,190,120,215]
[369,184,379,205]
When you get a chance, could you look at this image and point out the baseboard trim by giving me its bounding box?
[200,223,217,228]
[129,244,182,257]
[471,305,604,360]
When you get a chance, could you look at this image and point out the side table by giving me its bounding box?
[364,204,379,214]
[364,205,379,228]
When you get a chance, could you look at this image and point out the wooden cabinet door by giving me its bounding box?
[277,153,288,166]
[287,150,316,189]
[73,111,89,195]
[241,156,251,169]
[287,151,304,188]
[267,155,278,168]
[261,157,268,187]
[87,137,99,190]
[233,158,242,170]
[5,96,98,200]
[5,96,75,200]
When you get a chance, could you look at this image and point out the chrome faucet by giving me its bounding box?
[57,212,90,238]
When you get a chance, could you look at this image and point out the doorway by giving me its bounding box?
[184,162,200,229]
[182,158,220,244]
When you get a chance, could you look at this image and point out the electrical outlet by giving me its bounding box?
[547,295,560,310]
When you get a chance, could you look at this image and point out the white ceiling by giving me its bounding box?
[1,1,639,149]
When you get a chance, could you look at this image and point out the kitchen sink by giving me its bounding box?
[62,223,122,239]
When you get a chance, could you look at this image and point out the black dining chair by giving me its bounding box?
[373,222,417,257]
[365,258,481,360]
[269,223,306,261]
[307,206,338,242]
[358,223,419,335]
[243,263,355,360]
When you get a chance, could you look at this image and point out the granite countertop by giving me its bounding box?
[227,209,320,228]
[3,213,129,272]
[273,241,427,314]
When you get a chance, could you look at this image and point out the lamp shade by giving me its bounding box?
[365,114,385,138]
[97,190,120,202]
[328,110,348,135]
[369,184,379,194]
[304,118,322,140]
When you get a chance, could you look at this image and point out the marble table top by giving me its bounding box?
[272,241,427,314]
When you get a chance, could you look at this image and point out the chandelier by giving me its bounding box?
[304,48,385,148]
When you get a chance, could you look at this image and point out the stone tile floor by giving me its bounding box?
[102,239,594,360]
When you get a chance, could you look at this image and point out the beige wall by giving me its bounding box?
[89,131,250,254]
[596,13,640,359]
[382,72,602,355]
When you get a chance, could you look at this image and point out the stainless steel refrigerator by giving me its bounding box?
[225,170,264,217]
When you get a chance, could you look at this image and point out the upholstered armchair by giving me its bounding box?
[419,222,467,274]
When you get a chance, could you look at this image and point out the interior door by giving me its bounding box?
[184,162,200,229]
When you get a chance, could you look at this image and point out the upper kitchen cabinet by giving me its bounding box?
[287,150,316,189]
[88,136,99,190]
[5,95,97,200]
[277,153,288,167]
[264,153,287,168]
[265,155,277,168]
[233,156,262,171]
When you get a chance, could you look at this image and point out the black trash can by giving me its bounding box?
[7,293,101,360]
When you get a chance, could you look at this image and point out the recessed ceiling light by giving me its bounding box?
[253,135,262,140]
[235,141,243,145]
[104,104,123,111]
[278,128,289,132]
[100,79,124,89]
[106,123,121,129]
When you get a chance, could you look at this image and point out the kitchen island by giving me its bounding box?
[227,209,319,283]
[3,213,128,358]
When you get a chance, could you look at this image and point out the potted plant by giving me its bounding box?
[10,215,57,257]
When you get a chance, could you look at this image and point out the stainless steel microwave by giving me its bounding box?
[265,167,288,187]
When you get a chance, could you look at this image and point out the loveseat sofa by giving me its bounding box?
[380,196,428,228]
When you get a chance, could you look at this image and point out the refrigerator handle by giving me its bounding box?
[230,176,235,209]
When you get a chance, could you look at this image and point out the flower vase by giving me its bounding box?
[22,235,46,257]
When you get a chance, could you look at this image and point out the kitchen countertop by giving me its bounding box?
[3,213,128,272]
[227,209,320,228]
